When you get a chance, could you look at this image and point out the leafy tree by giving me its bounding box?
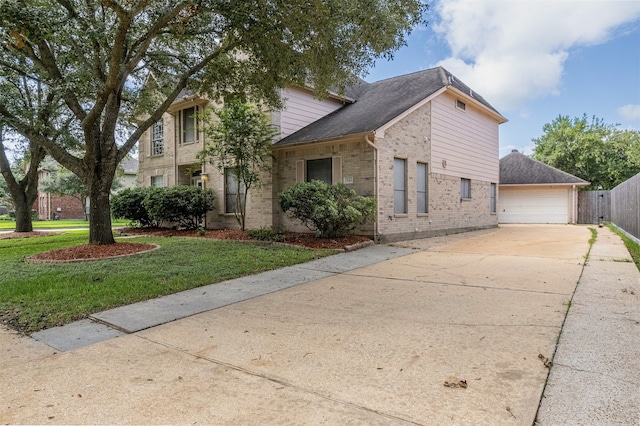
[0,158,21,211]
[0,127,46,231]
[533,114,640,190]
[0,0,426,244]
[279,180,376,238]
[199,101,277,230]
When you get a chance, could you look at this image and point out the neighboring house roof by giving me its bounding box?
[500,151,590,186]
[273,66,506,147]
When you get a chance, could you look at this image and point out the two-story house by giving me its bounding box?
[137,66,507,242]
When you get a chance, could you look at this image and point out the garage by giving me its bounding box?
[498,186,570,223]
[498,151,589,224]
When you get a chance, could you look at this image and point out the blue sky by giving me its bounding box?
[365,0,640,158]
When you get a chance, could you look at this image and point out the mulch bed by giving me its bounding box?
[27,242,159,263]
[6,227,372,262]
[119,227,372,250]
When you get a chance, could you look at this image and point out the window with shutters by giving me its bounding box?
[151,175,164,188]
[306,158,332,184]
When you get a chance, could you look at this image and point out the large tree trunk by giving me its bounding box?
[13,191,34,232]
[87,166,116,245]
[0,133,45,233]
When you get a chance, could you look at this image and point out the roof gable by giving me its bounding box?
[273,66,505,147]
[499,151,589,185]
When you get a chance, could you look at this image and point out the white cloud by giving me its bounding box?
[618,104,640,121]
[432,0,640,111]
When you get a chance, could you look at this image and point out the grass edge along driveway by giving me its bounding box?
[0,231,335,333]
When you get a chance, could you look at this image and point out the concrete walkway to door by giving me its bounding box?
[0,224,631,425]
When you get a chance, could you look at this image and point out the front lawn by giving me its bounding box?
[0,231,335,333]
[0,219,129,230]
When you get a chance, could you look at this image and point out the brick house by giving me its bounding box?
[137,66,507,242]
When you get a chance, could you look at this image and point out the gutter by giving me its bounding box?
[365,134,379,243]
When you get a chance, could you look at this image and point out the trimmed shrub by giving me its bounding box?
[143,185,215,230]
[111,187,158,228]
[278,181,376,238]
[248,226,286,242]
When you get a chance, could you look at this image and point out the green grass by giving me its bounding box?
[606,223,640,271]
[0,219,129,230]
[0,231,335,333]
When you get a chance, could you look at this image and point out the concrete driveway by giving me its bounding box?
[0,225,590,425]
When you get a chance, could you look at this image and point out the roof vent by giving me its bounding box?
[511,149,518,153]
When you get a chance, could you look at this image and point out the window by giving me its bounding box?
[151,175,164,188]
[225,168,245,214]
[306,158,332,184]
[394,158,407,214]
[490,183,497,213]
[179,106,198,144]
[417,162,428,214]
[460,178,471,199]
[456,99,466,111]
[151,120,164,156]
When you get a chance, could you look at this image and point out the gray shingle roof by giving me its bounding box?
[273,66,504,147]
[500,151,589,185]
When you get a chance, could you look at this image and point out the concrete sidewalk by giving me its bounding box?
[536,226,640,425]
[1,225,637,425]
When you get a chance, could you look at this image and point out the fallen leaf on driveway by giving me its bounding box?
[444,377,467,388]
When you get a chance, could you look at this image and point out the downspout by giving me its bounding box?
[365,134,379,243]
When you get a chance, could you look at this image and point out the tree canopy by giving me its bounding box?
[0,0,427,244]
[532,114,640,190]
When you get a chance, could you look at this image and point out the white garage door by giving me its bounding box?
[498,187,570,224]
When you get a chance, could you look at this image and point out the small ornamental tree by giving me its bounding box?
[279,180,376,238]
[199,102,277,230]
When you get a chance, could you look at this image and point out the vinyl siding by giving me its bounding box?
[430,92,499,183]
[278,88,344,140]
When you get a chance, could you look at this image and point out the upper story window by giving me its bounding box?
[151,120,164,156]
[456,99,466,111]
[178,106,199,144]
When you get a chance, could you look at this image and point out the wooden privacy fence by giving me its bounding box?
[610,172,640,240]
[578,190,611,224]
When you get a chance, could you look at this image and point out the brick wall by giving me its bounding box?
[35,193,86,220]
[375,101,498,242]
[272,138,375,234]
